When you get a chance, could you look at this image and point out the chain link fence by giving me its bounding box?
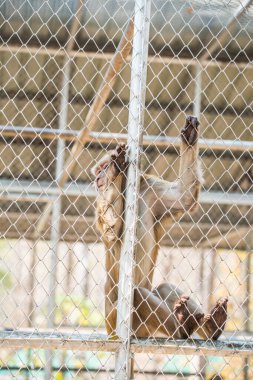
[0,0,253,378]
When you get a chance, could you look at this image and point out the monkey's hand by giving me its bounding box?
[181,116,199,146]
[110,142,128,173]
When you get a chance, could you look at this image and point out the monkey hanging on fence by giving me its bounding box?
[92,116,228,340]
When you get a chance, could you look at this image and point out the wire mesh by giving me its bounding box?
[0,0,253,379]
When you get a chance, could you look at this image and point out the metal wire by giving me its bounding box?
[0,0,252,379]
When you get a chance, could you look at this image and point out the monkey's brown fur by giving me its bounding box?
[92,116,228,339]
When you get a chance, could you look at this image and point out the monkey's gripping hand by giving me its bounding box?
[111,142,128,174]
[181,116,199,146]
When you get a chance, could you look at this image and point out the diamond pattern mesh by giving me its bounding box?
[0,0,253,378]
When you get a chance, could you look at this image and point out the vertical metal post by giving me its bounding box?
[198,250,207,379]
[243,236,252,380]
[45,59,71,380]
[114,1,151,379]
[47,57,71,327]
[194,64,204,379]
[193,63,202,119]
[45,2,83,378]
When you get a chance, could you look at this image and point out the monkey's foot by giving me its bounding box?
[181,115,199,146]
[111,142,128,172]
[174,295,204,338]
[202,297,228,340]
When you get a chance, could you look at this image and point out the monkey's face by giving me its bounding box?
[95,162,110,191]
[92,144,127,193]
[92,154,118,192]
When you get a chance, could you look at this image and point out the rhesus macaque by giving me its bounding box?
[92,116,228,340]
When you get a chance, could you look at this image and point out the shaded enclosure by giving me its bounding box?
[0,0,253,379]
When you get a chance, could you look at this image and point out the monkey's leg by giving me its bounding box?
[105,306,117,337]
[177,115,202,212]
[154,284,204,338]
[133,287,180,338]
[143,116,202,223]
[104,287,179,338]
[104,274,119,336]
[199,297,228,340]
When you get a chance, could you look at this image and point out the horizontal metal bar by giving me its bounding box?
[0,125,79,141]
[90,132,253,153]
[0,330,252,357]
[0,366,197,377]
[1,126,253,153]
[200,191,253,206]
[0,211,248,249]
[0,179,252,206]
[1,44,252,70]
[131,337,253,356]
[0,211,242,235]
[0,179,95,198]
[0,193,56,202]
[201,226,250,249]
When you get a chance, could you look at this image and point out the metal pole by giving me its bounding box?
[47,57,71,325]
[27,242,39,327]
[3,126,253,154]
[45,56,72,380]
[45,1,84,376]
[243,236,252,380]
[3,42,253,71]
[243,252,250,380]
[198,250,207,379]
[193,63,202,119]
[194,59,205,380]
[114,0,151,379]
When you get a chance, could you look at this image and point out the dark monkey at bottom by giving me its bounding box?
[92,116,228,339]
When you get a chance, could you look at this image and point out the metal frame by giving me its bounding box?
[1,41,253,71]
[1,126,253,153]
[0,0,253,377]
[1,179,253,206]
[115,0,151,377]
[43,1,85,378]
[0,330,252,357]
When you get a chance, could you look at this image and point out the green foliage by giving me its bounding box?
[55,295,104,327]
[0,269,12,290]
